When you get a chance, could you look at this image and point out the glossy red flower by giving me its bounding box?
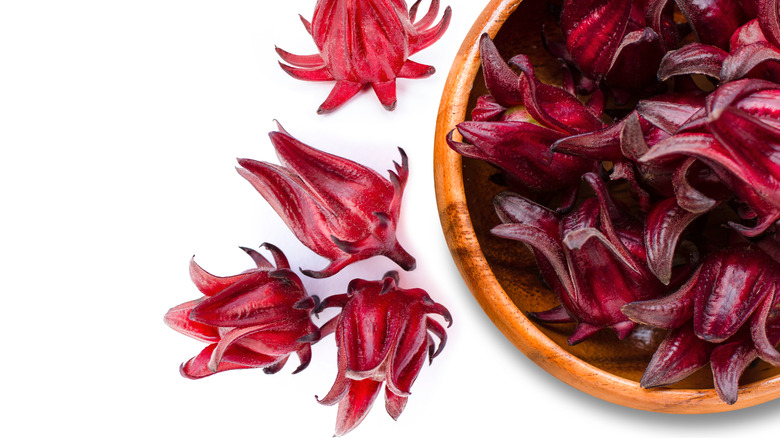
[163,244,320,379]
[314,271,451,436]
[277,0,451,113]
[237,123,415,278]
[491,173,665,344]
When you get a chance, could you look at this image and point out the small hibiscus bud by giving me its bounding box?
[237,123,415,278]
[163,244,320,379]
[314,271,451,436]
[491,173,665,344]
[276,0,451,113]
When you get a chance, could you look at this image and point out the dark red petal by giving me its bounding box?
[449,122,593,192]
[189,271,306,328]
[271,129,394,230]
[371,80,398,111]
[388,338,429,397]
[636,92,706,134]
[694,248,776,343]
[317,81,364,114]
[471,95,506,121]
[676,0,745,49]
[409,5,451,54]
[334,379,382,437]
[317,346,351,406]
[528,305,574,323]
[340,294,394,374]
[758,0,780,48]
[721,42,780,82]
[641,324,714,388]
[278,63,334,81]
[236,160,343,260]
[163,298,220,343]
[384,388,408,421]
[510,55,605,134]
[397,60,435,79]
[671,158,726,214]
[606,28,663,91]
[750,292,780,366]
[425,317,448,361]
[180,344,257,380]
[239,246,274,270]
[568,323,602,345]
[644,198,710,285]
[275,46,325,68]
[621,267,698,329]
[189,257,250,297]
[710,332,759,404]
[657,43,727,81]
[293,343,313,374]
[478,34,524,107]
[561,0,633,79]
[552,121,625,161]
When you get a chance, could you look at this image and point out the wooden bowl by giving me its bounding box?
[433,0,780,413]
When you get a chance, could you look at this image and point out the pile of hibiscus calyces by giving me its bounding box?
[165,124,451,436]
[447,0,780,405]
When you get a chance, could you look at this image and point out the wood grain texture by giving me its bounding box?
[433,0,780,413]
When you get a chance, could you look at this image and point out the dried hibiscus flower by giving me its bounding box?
[277,0,451,113]
[447,34,600,208]
[237,123,415,278]
[314,271,451,436]
[163,244,320,379]
[622,244,780,403]
[640,78,780,236]
[492,173,665,344]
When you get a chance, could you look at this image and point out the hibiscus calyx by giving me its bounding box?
[277,0,451,113]
[163,244,321,379]
[314,271,451,436]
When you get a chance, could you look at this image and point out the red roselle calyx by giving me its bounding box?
[446,34,600,208]
[557,0,680,98]
[237,123,415,278]
[314,271,451,437]
[640,79,780,236]
[163,244,320,379]
[491,173,665,345]
[622,244,780,403]
[276,0,451,113]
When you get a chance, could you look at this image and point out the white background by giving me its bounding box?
[1,1,778,437]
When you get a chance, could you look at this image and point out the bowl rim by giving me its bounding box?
[432,0,780,413]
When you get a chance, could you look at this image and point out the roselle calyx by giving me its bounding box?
[622,244,780,403]
[237,123,415,278]
[447,34,599,206]
[277,0,451,113]
[314,271,451,436]
[558,0,679,98]
[491,173,664,344]
[163,244,320,379]
[640,78,780,236]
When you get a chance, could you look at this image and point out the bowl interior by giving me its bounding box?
[441,0,780,407]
